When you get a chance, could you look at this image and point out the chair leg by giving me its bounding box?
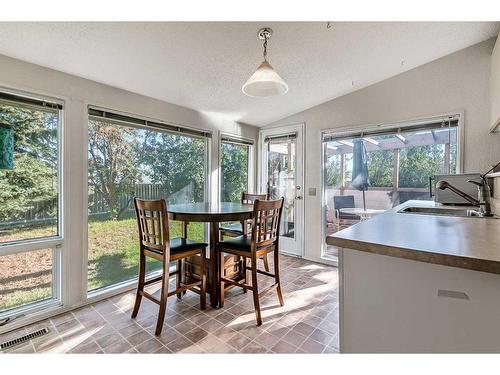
[131,251,146,318]
[262,254,270,272]
[219,249,225,308]
[155,258,169,336]
[200,251,207,310]
[274,250,285,306]
[176,259,182,299]
[242,256,247,293]
[251,255,262,326]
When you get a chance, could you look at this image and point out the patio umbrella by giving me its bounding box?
[351,139,370,210]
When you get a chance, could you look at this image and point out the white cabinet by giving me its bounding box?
[339,248,500,353]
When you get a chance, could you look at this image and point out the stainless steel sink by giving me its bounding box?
[398,206,485,217]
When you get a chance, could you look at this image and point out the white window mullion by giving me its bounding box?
[0,88,64,321]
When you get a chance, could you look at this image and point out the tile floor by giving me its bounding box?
[0,255,339,354]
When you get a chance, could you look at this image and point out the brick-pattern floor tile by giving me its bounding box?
[0,255,338,354]
[282,330,307,347]
[299,339,325,353]
[135,338,165,353]
[126,330,153,346]
[240,341,267,353]
[270,340,298,354]
[226,333,252,350]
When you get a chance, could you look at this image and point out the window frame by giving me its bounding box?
[320,112,464,264]
[0,87,64,319]
[84,105,212,299]
[218,132,254,202]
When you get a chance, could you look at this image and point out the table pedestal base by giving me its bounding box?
[184,254,244,307]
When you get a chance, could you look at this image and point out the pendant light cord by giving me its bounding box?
[263,35,268,61]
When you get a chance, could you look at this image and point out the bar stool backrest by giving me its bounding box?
[242,192,268,205]
[251,197,284,252]
[134,198,170,254]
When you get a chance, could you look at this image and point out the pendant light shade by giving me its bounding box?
[0,122,14,170]
[242,28,288,98]
[242,60,288,97]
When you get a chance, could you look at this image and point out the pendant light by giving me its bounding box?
[242,27,288,98]
[0,122,14,170]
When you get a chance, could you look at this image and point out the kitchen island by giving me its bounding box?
[327,200,500,353]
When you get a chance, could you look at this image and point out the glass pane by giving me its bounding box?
[0,248,53,312]
[0,103,59,244]
[220,142,249,202]
[267,138,296,238]
[322,125,458,261]
[87,119,207,292]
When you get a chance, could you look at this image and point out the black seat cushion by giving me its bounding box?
[144,237,207,256]
[170,237,208,254]
[218,235,251,252]
[219,222,243,234]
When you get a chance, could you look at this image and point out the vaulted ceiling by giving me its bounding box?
[0,22,497,125]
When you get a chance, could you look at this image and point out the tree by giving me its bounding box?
[88,120,144,219]
[367,150,394,187]
[0,105,58,222]
[87,118,209,220]
[325,154,341,187]
[399,145,445,188]
[221,142,249,202]
[143,132,206,203]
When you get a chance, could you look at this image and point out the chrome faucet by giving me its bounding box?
[436,179,492,216]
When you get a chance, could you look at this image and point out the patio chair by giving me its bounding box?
[333,195,360,231]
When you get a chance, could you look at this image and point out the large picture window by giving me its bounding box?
[322,115,460,261]
[87,108,209,292]
[0,90,62,315]
[220,135,252,202]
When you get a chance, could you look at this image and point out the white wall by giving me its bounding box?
[0,53,259,319]
[491,36,500,130]
[264,38,500,264]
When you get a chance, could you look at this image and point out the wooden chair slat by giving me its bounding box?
[217,197,285,326]
[219,192,271,274]
[132,197,207,336]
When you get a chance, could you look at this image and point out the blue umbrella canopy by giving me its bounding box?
[351,139,370,191]
[351,139,370,209]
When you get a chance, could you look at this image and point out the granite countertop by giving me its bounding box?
[327,200,500,274]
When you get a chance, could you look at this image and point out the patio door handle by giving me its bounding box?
[295,196,303,200]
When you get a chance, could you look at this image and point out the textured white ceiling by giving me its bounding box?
[0,22,497,126]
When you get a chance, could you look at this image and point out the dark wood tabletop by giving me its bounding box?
[167,201,254,307]
[168,202,253,222]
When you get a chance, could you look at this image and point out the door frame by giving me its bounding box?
[258,123,305,257]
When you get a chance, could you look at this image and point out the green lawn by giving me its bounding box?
[87,218,204,290]
[0,219,205,311]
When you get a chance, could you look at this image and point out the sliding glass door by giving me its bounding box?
[87,108,209,293]
[0,91,62,317]
[322,116,459,261]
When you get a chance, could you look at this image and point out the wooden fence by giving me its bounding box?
[2,183,195,229]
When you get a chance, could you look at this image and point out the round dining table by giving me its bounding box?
[168,202,254,307]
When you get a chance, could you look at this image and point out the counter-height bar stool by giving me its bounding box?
[217,197,285,326]
[132,198,207,336]
[219,192,270,272]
